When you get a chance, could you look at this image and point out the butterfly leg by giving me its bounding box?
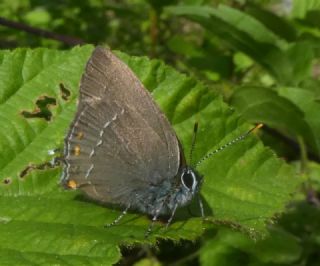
[145,214,159,238]
[105,204,130,228]
[144,204,165,238]
[165,203,178,229]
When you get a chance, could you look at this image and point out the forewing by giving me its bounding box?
[62,47,180,204]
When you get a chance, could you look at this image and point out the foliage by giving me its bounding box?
[0,0,319,265]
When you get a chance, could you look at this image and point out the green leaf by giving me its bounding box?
[292,0,320,18]
[281,42,314,84]
[167,35,203,57]
[166,4,284,46]
[166,4,286,74]
[200,227,302,266]
[278,86,320,158]
[246,5,297,42]
[166,5,314,85]
[0,45,300,264]
[230,86,319,156]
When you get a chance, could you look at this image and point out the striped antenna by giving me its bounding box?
[195,123,263,168]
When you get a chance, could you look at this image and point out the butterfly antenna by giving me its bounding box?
[189,122,199,167]
[195,123,263,168]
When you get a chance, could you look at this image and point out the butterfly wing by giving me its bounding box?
[62,47,180,206]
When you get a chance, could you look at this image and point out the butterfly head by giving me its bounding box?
[171,166,202,209]
[180,167,201,195]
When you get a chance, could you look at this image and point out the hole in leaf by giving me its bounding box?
[60,83,71,101]
[3,178,11,185]
[20,160,59,178]
[21,95,56,121]
[20,165,34,178]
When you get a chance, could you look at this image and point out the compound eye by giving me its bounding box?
[181,170,196,191]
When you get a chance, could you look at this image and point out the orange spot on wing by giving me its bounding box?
[67,179,78,189]
[74,145,81,156]
[77,132,84,140]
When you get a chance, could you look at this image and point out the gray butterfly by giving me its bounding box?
[61,47,261,236]
[61,47,204,236]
